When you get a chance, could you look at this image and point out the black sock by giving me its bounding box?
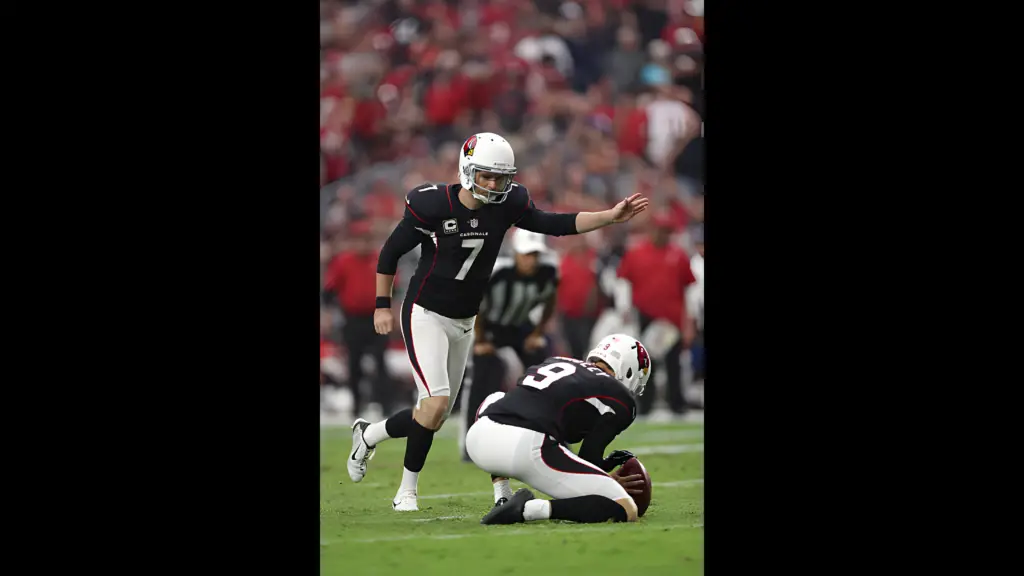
[384,408,414,439]
[550,495,628,523]
[403,419,435,473]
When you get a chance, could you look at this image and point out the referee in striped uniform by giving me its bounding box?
[460,230,560,458]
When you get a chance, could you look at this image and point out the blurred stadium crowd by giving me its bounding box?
[320,0,704,422]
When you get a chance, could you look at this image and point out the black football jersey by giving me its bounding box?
[480,356,637,445]
[388,182,576,319]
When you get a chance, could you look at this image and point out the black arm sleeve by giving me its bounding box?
[515,200,579,236]
[377,220,424,275]
[578,413,628,471]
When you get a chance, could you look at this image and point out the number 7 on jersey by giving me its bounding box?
[455,239,485,281]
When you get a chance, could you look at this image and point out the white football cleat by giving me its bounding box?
[392,490,419,512]
[347,418,374,483]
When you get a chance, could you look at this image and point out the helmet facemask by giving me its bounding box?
[464,164,516,204]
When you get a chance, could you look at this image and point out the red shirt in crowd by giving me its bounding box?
[350,99,388,140]
[320,335,339,360]
[324,250,379,315]
[558,248,604,318]
[423,75,470,126]
[617,239,696,329]
[617,105,647,158]
[320,335,340,384]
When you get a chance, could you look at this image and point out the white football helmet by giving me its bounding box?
[586,334,652,397]
[458,132,517,204]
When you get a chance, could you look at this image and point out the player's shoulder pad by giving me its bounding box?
[614,381,639,409]
[546,355,608,377]
[507,181,533,213]
[405,182,452,221]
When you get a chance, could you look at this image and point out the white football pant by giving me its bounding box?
[400,301,474,417]
[466,415,629,501]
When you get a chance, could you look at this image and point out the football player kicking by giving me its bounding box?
[466,334,652,524]
[347,133,650,512]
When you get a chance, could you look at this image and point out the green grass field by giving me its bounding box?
[320,417,704,575]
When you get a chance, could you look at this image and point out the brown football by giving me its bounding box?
[618,457,652,517]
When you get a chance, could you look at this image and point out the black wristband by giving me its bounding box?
[376,296,391,309]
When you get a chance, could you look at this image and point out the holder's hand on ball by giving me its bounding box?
[610,469,647,495]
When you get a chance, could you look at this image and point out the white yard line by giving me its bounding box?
[632,429,704,442]
[632,443,704,455]
[327,443,704,503]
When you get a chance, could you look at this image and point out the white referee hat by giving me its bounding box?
[512,229,549,255]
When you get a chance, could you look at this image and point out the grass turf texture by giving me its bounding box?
[320,418,704,575]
